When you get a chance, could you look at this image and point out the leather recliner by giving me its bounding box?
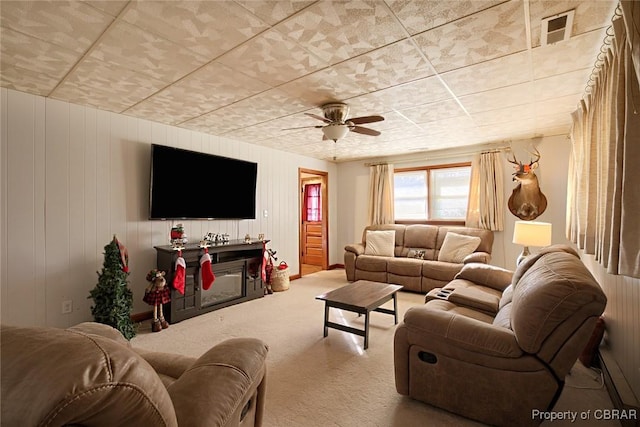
[1,322,268,427]
[394,245,607,426]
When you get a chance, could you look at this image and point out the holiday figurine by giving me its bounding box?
[144,269,171,332]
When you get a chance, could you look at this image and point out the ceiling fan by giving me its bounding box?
[284,102,384,142]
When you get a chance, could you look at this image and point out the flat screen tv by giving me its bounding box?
[149,144,257,220]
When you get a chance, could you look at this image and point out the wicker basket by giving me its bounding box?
[271,266,290,292]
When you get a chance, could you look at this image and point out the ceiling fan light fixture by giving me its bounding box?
[322,124,350,142]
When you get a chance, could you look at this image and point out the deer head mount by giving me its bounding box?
[507,148,548,220]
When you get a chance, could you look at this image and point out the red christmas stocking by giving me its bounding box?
[173,252,186,295]
[261,242,268,283]
[200,248,215,290]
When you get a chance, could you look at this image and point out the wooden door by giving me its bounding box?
[301,182,323,266]
[299,171,328,272]
[302,222,323,265]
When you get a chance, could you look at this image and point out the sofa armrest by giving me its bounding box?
[463,251,491,264]
[403,305,522,358]
[67,322,131,347]
[345,243,365,255]
[168,338,268,427]
[454,263,513,292]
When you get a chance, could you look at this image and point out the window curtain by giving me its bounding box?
[466,151,504,231]
[567,3,640,279]
[368,164,394,225]
[303,183,322,222]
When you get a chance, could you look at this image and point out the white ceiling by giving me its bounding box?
[0,0,617,162]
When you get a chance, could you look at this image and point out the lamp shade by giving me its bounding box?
[513,221,552,247]
[322,124,349,142]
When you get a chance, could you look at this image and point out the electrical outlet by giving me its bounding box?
[62,300,73,314]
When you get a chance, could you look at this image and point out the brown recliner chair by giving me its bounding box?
[394,245,607,426]
[1,322,268,427]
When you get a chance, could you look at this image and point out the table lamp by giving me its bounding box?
[512,221,552,265]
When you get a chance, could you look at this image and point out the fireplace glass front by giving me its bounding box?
[200,261,244,307]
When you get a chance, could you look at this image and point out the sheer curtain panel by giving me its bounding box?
[567,3,640,279]
[368,164,394,225]
[466,151,504,231]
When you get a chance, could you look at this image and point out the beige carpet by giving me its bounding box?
[132,269,619,427]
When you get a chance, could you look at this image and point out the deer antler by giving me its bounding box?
[527,147,541,165]
[507,152,521,166]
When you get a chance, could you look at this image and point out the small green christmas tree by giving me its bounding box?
[88,235,136,340]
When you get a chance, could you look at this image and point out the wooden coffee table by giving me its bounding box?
[315,280,403,349]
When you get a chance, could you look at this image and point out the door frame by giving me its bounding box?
[298,168,329,275]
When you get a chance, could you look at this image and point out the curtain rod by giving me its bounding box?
[364,145,511,167]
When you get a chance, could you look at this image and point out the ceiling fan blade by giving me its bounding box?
[351,126,381,136]
[282,125,323,131]
[348,115,384,125]
[305,112,332,123]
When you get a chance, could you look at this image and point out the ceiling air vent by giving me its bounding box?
[541,10,575,46]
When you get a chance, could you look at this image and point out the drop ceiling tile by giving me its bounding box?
[88,20,208,83]
[276,0,406,65]
[413,1,527,73]
[533,69,589,101]
[212,88,313,127]
[399,99,468,124]
[534,94,580,118]
[0,0,115,54]
[370,110,421,131]
[531,30,603,80]
[52,57,167,113]
[473,104,534,126]
[478,120,537,142]
[531,31,604,79]
[0,64,59,96]
[0,27,81,80]
[331,40,435,93]
[122,1,269,59]
[528,0,617,48]
[278,66,369,106]
[441,51,531,96]
[375,124,427,142]
[458,82,535,114]
[125,62,271,125]
[347,76,454,114]
[235,0,316,25]
[387,0,504,35]
[82,1,128,17]
[217,28,327,87]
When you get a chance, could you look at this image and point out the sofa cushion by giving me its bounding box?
[437,232,481,263]
[404,225,438,259]
[364,230,395,256]
[356,254,388,272]
[436,227,494,254]
[442,279,502,314]
[388,257,424,276]
[421,260,464,281]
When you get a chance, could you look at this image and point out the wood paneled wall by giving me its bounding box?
[1,88,336,327]
[582,255,640,400]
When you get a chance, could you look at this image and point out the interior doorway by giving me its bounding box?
[299,168,328,277]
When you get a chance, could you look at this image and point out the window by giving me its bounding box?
[394,163,471,223]
[303,183,322,222]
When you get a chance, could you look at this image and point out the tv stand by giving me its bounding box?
[154,239,267,323]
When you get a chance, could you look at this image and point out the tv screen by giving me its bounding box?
[149,144,257,220]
